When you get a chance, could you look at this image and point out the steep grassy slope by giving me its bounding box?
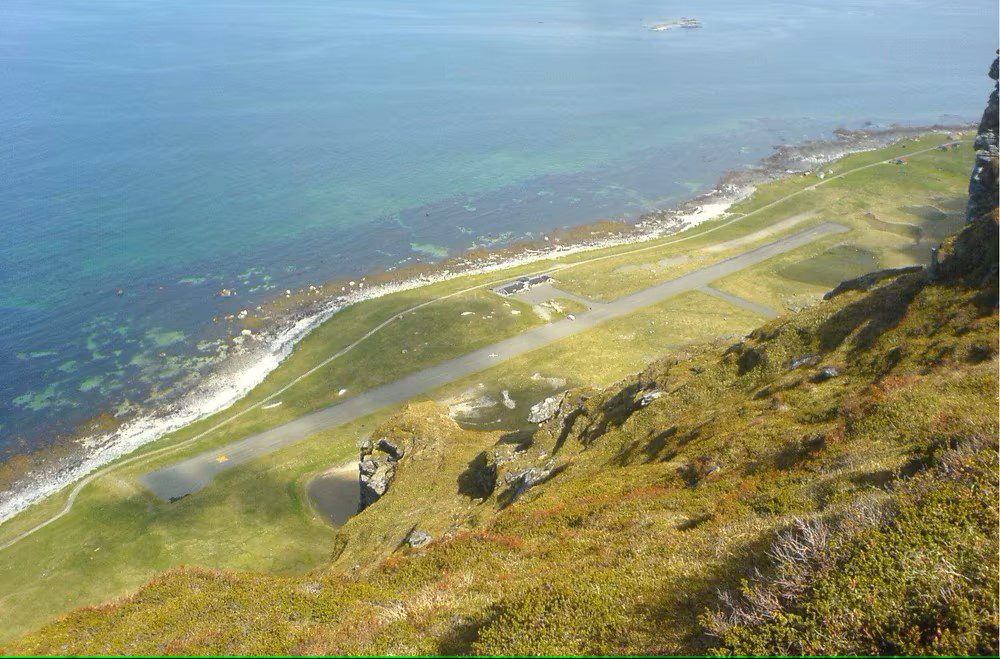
[6,205,996,654]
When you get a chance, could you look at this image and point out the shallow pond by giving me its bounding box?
[307,465,359,527]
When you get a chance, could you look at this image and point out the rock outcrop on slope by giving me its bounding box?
[966,52,999,222]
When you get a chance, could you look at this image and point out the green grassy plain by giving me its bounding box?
[0,131,976,642]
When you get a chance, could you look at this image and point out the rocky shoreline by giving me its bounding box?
[0,121,973,524]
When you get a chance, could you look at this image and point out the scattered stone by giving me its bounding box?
[501,390,516,410]
[217,288,235,298]
[406,529,431,548]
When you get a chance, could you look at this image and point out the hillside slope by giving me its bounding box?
[6,204,998,658]
[6,58,999,658]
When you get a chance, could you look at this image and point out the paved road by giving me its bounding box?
[140,221,847,500]
[699,285,780,319]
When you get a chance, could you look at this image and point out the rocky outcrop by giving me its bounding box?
[966,53,999,223]
[527,394,564,423]
[358,436,410,511]
[637,389,664,407]
[934,53,1000,292]
[503,461,558,503]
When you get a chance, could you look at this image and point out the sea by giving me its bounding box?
[0,0,996,498]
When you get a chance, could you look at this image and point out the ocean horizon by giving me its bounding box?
[1,0,997,471]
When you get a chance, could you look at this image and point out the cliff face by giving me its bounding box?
[966,53,999,222]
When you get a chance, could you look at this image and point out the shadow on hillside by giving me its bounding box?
[610,419,709,467]
[645,526,780,654]
[456,451,493,499]
[818,273,924,355]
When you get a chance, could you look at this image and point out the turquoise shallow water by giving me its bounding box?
[0,0,996,455]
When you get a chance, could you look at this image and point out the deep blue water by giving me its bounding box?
[0,0,996,455]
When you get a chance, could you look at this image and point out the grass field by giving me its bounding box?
[0,131,975,641]
[554,133,971,302]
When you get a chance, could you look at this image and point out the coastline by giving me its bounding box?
[0,121,972,525]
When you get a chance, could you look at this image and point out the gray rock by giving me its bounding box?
[813,365,840,382]
[528,394,563,423]
[637,390,664,407]
[967,55,999,222]
[788,354,820,370]
[406,529,431,548]
[359,458,378,477]
[359,459,396,511]
[376,437,405,461]
[507,460,557,501]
